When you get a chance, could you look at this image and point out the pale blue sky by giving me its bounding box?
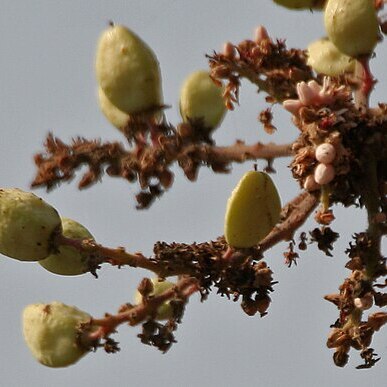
[0,1,386,386]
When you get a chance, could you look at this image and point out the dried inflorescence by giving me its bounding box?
[208,28,314,109]
[309,227,339,257]
[259,108,277,135]
[324,229,387,368]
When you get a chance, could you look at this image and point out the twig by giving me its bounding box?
[79,277,199,348]
[259,191,319,252]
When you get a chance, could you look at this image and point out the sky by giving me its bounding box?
[0,1,386,386]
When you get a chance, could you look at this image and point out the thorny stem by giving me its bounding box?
[208,141,292,163]
[55,234,161,274]
[361,151,383,278]
[352,56,382,279]
[342,55,383,340]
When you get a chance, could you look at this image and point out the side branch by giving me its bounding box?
[79,276,200,353]
[32,133,293,208]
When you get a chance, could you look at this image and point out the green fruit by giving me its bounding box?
[39,217,94,276]
[22,302,91,368]
[98,86,130,130]
[273,0,325,9]
[307,37,355,76]
[0,188,61,261]
[179,70,226,130]
[134,278,175,320]
[224,171,281,248]
[95,24,163,114]
[324,0,379,57]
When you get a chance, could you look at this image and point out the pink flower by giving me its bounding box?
[283,77,349,116]
[254,26,270,44]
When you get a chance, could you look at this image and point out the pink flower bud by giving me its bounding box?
[303,175,321,192]
[314,163,335,185]
[254,26,270,44]
[283,99,303,115]
[297,81,316,105]
[222,42,236,59]
[315,143,336,164]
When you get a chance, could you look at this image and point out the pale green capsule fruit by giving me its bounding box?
[98,87,129,130]
[95,24,163,114]
[39,217,94,276]
[134,278,175,321]
[307,38,355,76]
[224,171,281,248]
[22,302,91,368]
[273,0,325,9]
[324,0,379,57]
[0,188,61,261]
[179,70,226,130]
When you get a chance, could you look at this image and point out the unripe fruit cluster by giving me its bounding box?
[0,188,95,277]
[22,302,92,367]
[96,25,227,138]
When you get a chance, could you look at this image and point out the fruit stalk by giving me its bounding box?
[354,57,376,110]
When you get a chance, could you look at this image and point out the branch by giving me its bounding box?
[259,191,319,252]
[204,141,292,163]
[56,191,317,280]
[32,133,293,208]
[360,151,384,278]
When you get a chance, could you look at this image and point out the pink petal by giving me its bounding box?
[283,99,303,115]
[254,26,270,43]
